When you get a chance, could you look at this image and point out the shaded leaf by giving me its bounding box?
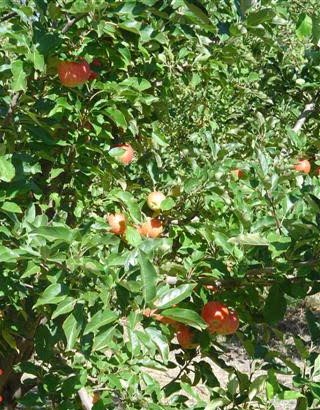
[138,251,157,304]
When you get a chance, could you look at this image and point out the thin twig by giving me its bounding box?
[162,356,193,390]
[266,191,283,234]
[61,14,87,34]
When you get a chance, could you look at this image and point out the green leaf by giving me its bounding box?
[161,308,207,330]
[247,8,275,26]
[0,156,15,182]
[21,262,40,279]
[267,233,291,257]
[62,308,83,351]
[306,309,320,342]
[27,49,45,72]
[109,147,127,158]
[238,0,255,16]
[213,231,234,254]
[0,246,21,263]
[312,16,320,46]
[263,284,287,325]
[277,391,304,400]
[52,298,77,320]
[266,370,279,400]
[296,14,313,40]
[118,21,141,34]
[154,284,196,309]
[33,226,76,242]
[228,233,269,246]
[183,1,211,26]
[160,197,175,211]
[2,328,18,352]
[145,327,169,363]
[92,326,117,351]
[121,77,151,91]
[1,201,22,213]
[11,60,27,92]
[138,251,157,304]
[294,337,309,360]
[105,107,127,129]
[34,284,66,307]
[83,310,118,335]
[204,398,231,410]
[295,397,308,410]
[313,354,320,377]
[113,191,141,222]
[125,225,142,247]
[248,375,267,400]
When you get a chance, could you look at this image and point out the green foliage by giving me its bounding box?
[0,0,320,409]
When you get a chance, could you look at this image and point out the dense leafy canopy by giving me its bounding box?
[1,0,320,409]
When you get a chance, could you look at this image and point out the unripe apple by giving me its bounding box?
[137,218,163,238]
[114,144,135,165]
[294,159,311,174]
[107,213,126,235]
[147,191,166,211]
[176,324,198,349]
[57,60,91,87]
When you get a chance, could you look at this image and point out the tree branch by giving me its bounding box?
[292,92,320,134]
[0,11,17,22]
[78,387,93,410]
[0,91,23,142]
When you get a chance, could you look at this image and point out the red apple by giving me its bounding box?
[88,70,98,80]
[201,301,230,334]
[231,169,245,179]
[176,324,198,349]
[114,144,135,165]
[294,159,311,174]
[107,213,126,235]
[57,60,91,87]
[218,310,239,335]
[137,218,163,238]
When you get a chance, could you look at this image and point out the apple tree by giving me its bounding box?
[0,1,320,409]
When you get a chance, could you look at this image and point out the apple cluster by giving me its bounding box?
[107,190,166,239]
[144,300,239,350]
